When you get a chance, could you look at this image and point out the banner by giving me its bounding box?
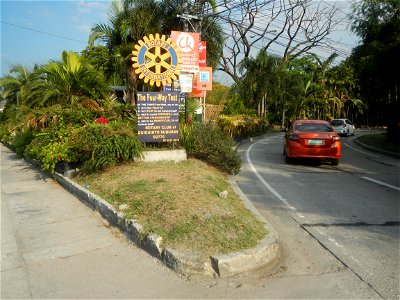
[171,31,199,73]
[191,73,206,97]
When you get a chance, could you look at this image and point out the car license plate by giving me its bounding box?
[308,139,324,145]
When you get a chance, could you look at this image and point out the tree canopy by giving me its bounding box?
[350,0,400,141]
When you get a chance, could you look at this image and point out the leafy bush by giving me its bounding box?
[180,123,194,154]
[25,124,79,173]
[222,96,257,116]
[0,104,28,143]
[187,123,241,174]
[218,114,263,139]
[11,104,100,173]
[23,104,96,129]
[13,130,34,157]
[70,122,144,173]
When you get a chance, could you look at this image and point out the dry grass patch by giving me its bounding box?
[74,159,267,257]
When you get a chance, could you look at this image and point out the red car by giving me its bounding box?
[283,120,341,165]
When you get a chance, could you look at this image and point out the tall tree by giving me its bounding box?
[217,0,344,84]
[351,0,400,142]
[237,51,283,118]
[89,0,161,102]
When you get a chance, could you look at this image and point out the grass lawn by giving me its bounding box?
[74,159,267,257]
[357,132,400,154]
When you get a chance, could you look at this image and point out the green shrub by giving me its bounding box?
[189,123,241,174]
[180,123,194,154]
[0,104,27,143]
[71,122,144,173]
[218,114,263,139]
[13,130,34,157]
[24,104,96,129]
[25,125,79,173]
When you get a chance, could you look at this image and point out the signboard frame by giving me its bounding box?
[136,92,180,143]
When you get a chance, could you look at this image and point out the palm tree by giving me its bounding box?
[26,51,109,108]
[0,65,35,106]
[326,60,362,119]
[88,0,224,102]
[238,51,284,118]
[89,0,162,103]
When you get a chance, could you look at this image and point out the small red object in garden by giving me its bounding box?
[95,117,109,124]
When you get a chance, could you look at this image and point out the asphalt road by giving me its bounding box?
[235,130,399,299]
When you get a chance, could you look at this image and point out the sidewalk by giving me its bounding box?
[0,144,240,299]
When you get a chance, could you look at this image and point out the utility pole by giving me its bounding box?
[177,1,207,123]
[177,2,201,33]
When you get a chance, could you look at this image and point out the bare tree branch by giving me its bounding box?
[216,0,345,84]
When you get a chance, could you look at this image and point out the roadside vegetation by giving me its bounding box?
[0,0,398,255]
[357,133,400,155]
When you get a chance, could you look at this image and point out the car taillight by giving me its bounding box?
[331,136,340,141]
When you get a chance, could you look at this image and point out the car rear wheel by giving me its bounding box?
[331,159,339,166]
[285,155,293,164]
[284,149,293,164]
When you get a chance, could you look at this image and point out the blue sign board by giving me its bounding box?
[137,92,180,143]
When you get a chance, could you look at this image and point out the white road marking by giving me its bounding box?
[246,139,298,213]
[344,142,380,158]
[247,138,369,271]
[361,176,400,191]
[315,228,365,269]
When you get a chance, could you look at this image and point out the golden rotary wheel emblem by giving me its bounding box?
[131,34,182,87]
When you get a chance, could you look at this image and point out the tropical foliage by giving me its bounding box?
[227,50,363,128]
[350,0,400,143]
[0,65,36,106]
[27,51,110,108]
[185,123,242,175]
[70,122,144,173]
[1,0,397,175]
[218,115,263,139]
[88,0,224,102]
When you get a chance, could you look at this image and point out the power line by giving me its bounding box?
[212,0,354,60]
[1,21,87,44]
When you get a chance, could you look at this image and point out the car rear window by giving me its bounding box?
[331,120,344,126]
[295,123,333,132]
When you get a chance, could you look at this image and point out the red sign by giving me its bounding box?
[199,41,206,67]
[191,41,207,97]
[191,74,206,97]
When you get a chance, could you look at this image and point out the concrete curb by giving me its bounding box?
[50,171,280,278]
[141,149,187,162]
[50,172,216,277]
[6,142,280,278]
[354,138,400,159]
[208,177,280,278]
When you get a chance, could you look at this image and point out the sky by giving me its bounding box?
[1,0,109,76]
[1,0,360,86]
